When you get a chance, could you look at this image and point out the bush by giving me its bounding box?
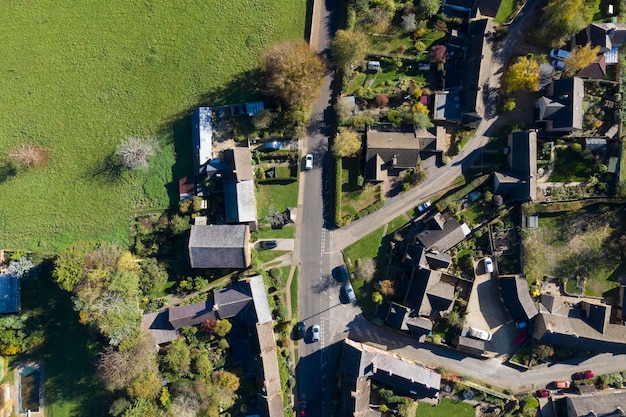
[276,306,289,321]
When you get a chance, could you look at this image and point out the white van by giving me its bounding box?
[469,327,493,341]
[304,154,313,170]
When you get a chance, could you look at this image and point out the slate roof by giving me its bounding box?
[188,224,250,269]
[250,275,272,324]
[566,391,626,416]
[499,275,538,323]
[224,179,257,224]
[537,77,584,132]
[226,147,255,182]
[256,320,284,417]
[460,19,488,120]
[168,300,217,329]
[406,317,433,334]
[385,303,413,330]
[585,23,626,53]
[539,294,569,316]
[140,311,177,345]
[415,212,471,252]
[457,335,485,356]
[403,268,456,317]
[365,154,386,182]
[178,176,195,200]
[434,91,462,122]
[403,245,452,270]
[473,0,502,17]
[214,284,253,319]
[193,107,214,175]
[494,130,537,201]
[576,54,606,79]
[365,127,420,170]
[0,273,19,313]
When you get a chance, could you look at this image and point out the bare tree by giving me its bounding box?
[98,331,157,391]
[115,137,159,170]
[401,13,418,32]
[7,143,49,169]
[357,258,376,281]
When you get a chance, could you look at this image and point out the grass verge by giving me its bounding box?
[290,267,298,317]
[343,227,385,267]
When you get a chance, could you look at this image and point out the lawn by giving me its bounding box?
[256,180,300,222]
[255,249,289,266]
[416,398,474,417]
[388,214,410,234]
[548,147,592,182]
[343,227,385,267]
[523,204,624,296]
[341,157,381,216]
[494,0,516,24]
[251,226,296,242]
[344,68,427,95]
[0,0,306,252]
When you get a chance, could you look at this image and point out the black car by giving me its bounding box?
[335,265,349,282]
[259,240,277,250]
[296,321,306,339]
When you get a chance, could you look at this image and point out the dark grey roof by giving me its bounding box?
[403,268,456,317]
[403,244,452,271]
[566,391,626,416]
[415,212,470,252]
[214,284,252,319]
[473,0,502,17]
[457,335,485,356]
[540,294,569,315]
[365,127,420,169]
[494,130,537,201]
[406,317,433,334]
[577,55,606,80]
[224,179,257,224]
[188,224,250,269]
[385,303,412,330]
[365,153,386,182]
[582,301,610,334]
[0,273,19,313]
[168,300,217,329]
[589,23,626,52]
[460,19,488,120]
[537,77,584,132]
[499,275,538,323]
[141,311,178,345]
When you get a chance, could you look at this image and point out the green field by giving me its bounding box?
[416,398,474,417]
[0,0,306,252]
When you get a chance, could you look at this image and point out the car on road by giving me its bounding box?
[311,324,320,342]
[418,201,432,212]
[304,153,313,170]
[264,141,283,151]
[299,400,307,416]
[550,49,570,60]
[344,282,356,302]
[512,331,528,346]
[335,265,349,282]
[468,327,492,341]
[573,370,594,380]
[552,381,571,389]
[484,257,493,273]
[259,240,278,250]
[296,321,306,340]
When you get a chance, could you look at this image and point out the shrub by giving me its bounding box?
[276,306,289,321]
[375,93,389,106]
[7,143,49,169]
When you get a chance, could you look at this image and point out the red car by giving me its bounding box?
[299,400,307,416]
[574,370,594,380]
[513,331,529,346]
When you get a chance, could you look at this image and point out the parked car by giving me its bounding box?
[344,282,356,302]
[552,60,566,70]
[573,370,594,380]
[550,49,570,60]
[516,321,529,329]
[536,389,558,397]
[468,327,492,341]
[304,154,313,170]
[311,324,320,342]
[335,265,349,282]
[484,257,494,273]
[418,201,432,212]
[299,400,307,416]
[259,240,277,250]
[512,331,529,346]
[553,381,571,389]
[264,141,283,151]
[297,321,306,340]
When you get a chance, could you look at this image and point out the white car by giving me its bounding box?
[484,257,494,273]
[311,324,320,342]
[304,154,313,170]
[418,201,432,212]
[469,327,493,341]
[549,49,570,60]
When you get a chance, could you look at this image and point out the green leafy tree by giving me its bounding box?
[331,30,370,72]
[261,40,325,108]
[542,0,598,42]
[53,241,95,291]
[421,0,441,16]
[98,332,157,391]
[138,258,169,296]
[372,291,383,304]
[0,315,30,355]
[333,127,362,157]
[503,56,540,92]
[163,339,191,377]
[563,43,600,75]
[193,353,214,381]
[121,398,158,417]
[127,368,161,400]
[214,319,233,337]
[413,112,433,128]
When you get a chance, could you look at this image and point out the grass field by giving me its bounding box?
[0,0,306,252]
[416,398,474,417]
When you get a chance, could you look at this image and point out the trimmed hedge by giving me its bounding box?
[335,157,343,226]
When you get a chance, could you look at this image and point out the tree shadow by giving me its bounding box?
[0,159,18,184]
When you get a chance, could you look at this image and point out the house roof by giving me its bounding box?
[188,224,250,269]
[566,391,626,416]
[403,245,452,270]
[244,101,264,117]
[473,0,502,17]
[415,212,471,252]
[457,335,485,355]
[365,153,386,182]
[404,268,456,317]
[386,302,413,330]
[499,275,538,323]
[540,294,569,316]
[178,176,195,200]
[365,127,422,172]
[0,273,19,313]
[589,23,626,52]
[140,311,178,345]
[415,128,437,151]
[494,130,537,201]
[256,321,284,417]
[214,284,252,319]
[226,147,255,182]
[538,77,584,132]
[460,19,488,120]
[249,275,272,323]
[576,54,607,79]
[168,300,217,329]
[224,179,257,224]
[582,301,610,334]
[193,107,213,174]
[406,317,433,333]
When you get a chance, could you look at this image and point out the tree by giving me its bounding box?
[447,310,465,328]
[7,257,34,279]
[121,398,158,417]
[401,13,418,32]
[429,45,447,63]
[115,137,159,170]
[193,353,214,381]
[53,241,95,292]
[356,258,376,280]
[127,368,161,400]
[0,315,30,355]
[98,332,157,391]
[331,30,370,72]
[251,109,273,130]
[333,127,362,157]
[379,279,395,296]
[375,93,390,107]
[372,291,383,304]
[214,319,232,337]
[503,56,540,92]
[7,143,49,169]
[533,344,555,361]
[421,0,441,17]
[542,0,598,42]
[563,43,600,75]
[138,258,168,296]
[503,98,516,111]
[261,40,325,108]
[413,112,433,129]
[163,339,191,377]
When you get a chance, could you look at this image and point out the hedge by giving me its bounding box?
[335,157,343,226]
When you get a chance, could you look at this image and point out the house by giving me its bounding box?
[188,223,250,269]
[473,0,503,17]
[403,244,452,271]
[498,275,538,324]
[576,23,626,53]
[536,77,584,133]
[0,273,20,314]
[442,0,474,18]
[576,55,607,79]
[565,391,626,417]
[433,91,462,123]
[456,335,485,356]
[403,267,458,317]
[385,302,413,330]
[364,126,422,182]
[494,131,537,201]
[192,107,214,175]
[340,338,441,416]
[534,295,626,354]
[169,300,217,329]
[178,176,196,200]
[415,212,471,252]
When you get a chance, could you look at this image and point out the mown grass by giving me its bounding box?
[343,227,385,267]
[494,0,515,24]
[549,147,592,182]
[416,397,475,417]
[251,226,297,242]
[0,0,306,251]
[256,180,300,222]
[387,214,409,234]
